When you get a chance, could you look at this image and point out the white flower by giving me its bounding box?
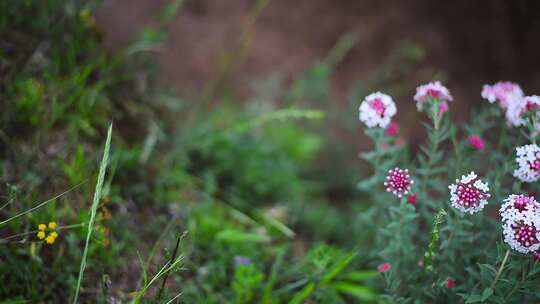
[414,81,453,111]
[504,96,527,127]
[500,194,540,253]
[502,215,540,253]
[500,194,540,223]
[448,171,490,215]
[513,144,540,183]
[359,92,397,128]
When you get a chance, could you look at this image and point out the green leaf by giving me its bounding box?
[481,288,493,301]
[332,282,376,301]
[322,251,357,283]
[288,282,315,304]
[342,271,378,281]
[215,229,270,243]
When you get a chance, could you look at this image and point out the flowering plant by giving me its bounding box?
[357,81,540,303]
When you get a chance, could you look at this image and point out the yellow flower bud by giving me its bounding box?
[38,224,46,231]
[48,222,57,229]
[45,235,55,245]
[37,231,46,239]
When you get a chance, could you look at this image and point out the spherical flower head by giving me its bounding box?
[38,224,46,231]
[37,231,46,239]
[414,81,453,111]
[502,215,540,253]
[384,167,413,198]
[500,194,540,223]
[359,92,397,128]
[513,144,540,183]
[377,262,391,273]
[481,81,524,109]
[385,122,400,136]
[448,171,490,214]
[48,222,57,229]
[468,135,485,151]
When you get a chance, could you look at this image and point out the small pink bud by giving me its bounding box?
[533,251,540,262]
[439,101,449,114]
[447,277,455,289]
[468,135,485,151]
[408,193,418,205]
[385,122,400,136]
[377,262,391,273]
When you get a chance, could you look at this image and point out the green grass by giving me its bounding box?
[73,123,113,303]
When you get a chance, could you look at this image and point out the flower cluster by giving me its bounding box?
[481,81,523,109]
[499,195,540,253]
[37,222,59,245]
[358,92,397,128]
[482,81,540,128]
[414,81,453,112]
[448,171,490,215]
[513,144,540,183]
[384,167,413,198]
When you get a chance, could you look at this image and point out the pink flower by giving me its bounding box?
[439,101,449,114]
[408,193,418,205]
[377,262,391,273]
[448,171,490,214]
[468,135,485,151]
[447,277,455,289]
[533,251,540,262]
[525,95,540,112]
[384,168,414,198]
[481,81,523,109]
[385,122,400,136]
[359,92,397,128]
[414,81,453,111]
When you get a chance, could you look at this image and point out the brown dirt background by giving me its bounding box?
[95,0,540,147]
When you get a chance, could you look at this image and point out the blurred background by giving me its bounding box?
[96,0,540,134]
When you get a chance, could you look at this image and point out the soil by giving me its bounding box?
[96,0,540,145]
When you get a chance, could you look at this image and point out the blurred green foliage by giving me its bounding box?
[0,1,381,303]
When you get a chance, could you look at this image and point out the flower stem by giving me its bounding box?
[490,250,510,290]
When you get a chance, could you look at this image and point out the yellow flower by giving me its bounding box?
[48,222,57,229]
[37,231,46,239]
[38,224,46,231]
[50,231,59,239]
[45,235,55,245]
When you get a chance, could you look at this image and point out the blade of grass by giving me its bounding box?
[72,124,113,304]
[0,180,87,226]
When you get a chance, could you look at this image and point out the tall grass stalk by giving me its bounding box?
[72,124,113,303]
